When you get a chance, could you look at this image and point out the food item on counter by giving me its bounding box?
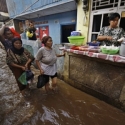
[79,47,88,51]
[79,46,100,52]
[87,41,100,46]
[70,46,80,50]
[100,45,119,54]
[70,45,100,53]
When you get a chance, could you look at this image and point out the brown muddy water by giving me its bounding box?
[2,66,125,125]
[23,81,125,125]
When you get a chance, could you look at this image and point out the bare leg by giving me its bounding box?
[52,77,57,87]
[45,82,50,92]
[51,77,58,92]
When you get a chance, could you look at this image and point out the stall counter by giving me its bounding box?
[62,49,125,111]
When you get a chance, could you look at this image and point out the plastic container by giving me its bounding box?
[67,36,85,46]
[71,31,81,36]
[63,43,75,49]
[101,47,119,54]
[87,42,100,46]
[119,42,125,56]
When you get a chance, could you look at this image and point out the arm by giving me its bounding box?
[0,25,5,35]
[35,48,44,75]
[97,36,113,41]
[10,63,26,71]
[56,52,65,57]
[24,49,34,61]
[35,60,44,75]
[97,27,113,41]
[0,35,5,43]
[25,58,32,69]
[0,25,5,43]
[118,28,125,42]
[23,49,35,69]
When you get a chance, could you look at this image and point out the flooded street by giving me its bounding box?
[18,66,125,125]
[1,66,125,125]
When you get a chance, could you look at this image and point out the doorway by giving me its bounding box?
[61,24,75,43]
[39,26,49,40]
[120,11,125,31]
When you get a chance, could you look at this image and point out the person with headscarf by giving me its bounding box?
[0,25,20,51]
[6,37,34,91]
[35,36,65,93]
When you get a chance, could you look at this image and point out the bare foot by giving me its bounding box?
[52,86,59,93]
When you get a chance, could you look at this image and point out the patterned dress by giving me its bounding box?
[6,48,34,91]
[98,26,125,46]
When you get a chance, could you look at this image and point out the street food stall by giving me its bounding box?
[61,36,125,111]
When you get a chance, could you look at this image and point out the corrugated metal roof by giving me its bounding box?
[0,0,8,12]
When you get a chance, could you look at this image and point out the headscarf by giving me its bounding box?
[11,38,24,55]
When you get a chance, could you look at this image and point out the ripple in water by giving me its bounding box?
[41,105,59,125]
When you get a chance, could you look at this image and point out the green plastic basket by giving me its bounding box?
[101,48,119,55]
[67,36,85,46]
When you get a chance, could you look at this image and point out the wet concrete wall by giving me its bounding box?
[0,43,34,124]
[53,44,65,79]
[61,52,125,111]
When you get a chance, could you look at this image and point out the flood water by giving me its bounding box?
[23,80,125,125]
[1,66,125,125]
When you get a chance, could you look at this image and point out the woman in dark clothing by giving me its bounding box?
[6,38,34,91]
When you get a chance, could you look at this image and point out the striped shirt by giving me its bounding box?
[35,47,57,76]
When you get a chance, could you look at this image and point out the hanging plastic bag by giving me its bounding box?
[26,70,34,81]
[37,75,48,88]
[18,72,27,85]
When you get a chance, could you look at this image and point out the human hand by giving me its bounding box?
[117,37,124,42]
[62,52,65,56]
[62,50,66,56]
[25,63,28,70]
[21,66,26,71]
[40,69,44,75]
[106,36,113,41]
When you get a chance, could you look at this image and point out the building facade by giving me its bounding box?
[0,0,9,27]
[6,0,77,44]
[76,0,125,42]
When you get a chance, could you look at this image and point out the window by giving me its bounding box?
[92,0,118,11]
[89,11,116,41]
[89,0,125,41]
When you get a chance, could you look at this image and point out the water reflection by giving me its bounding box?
[41,105,59,124]
[21,79,125,125]
[1,65,125,125]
